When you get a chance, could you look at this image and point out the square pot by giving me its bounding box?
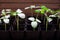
[10,31,24,40]
[41,31,55,40]
[0,31,10,40]
[0,23,10,31]
[26,31,40,40]
[19,24,25,31]
[56,31,60,40]
[41,24,46,31]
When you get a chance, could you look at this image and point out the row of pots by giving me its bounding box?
[0,31,60,40]
[0,20,59,31]
[0,16,59,31]
[0,24,58,31]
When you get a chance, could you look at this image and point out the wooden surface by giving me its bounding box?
[0,0,60,15]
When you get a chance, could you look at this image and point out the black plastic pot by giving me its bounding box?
[0,31,10,40]
[41,31,55,40]
[56,31,60,40]
[26,31,40,40]
[10,31,24,40]
[19,24,25,31]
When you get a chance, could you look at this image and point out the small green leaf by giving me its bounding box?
[56,10,60,12]
[1,13,6,16]
[35,10,40,13]
[11,12,17,16]
[40,6,48,10]
[40,9,45,14]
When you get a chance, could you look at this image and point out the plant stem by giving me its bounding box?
[46,20,48,32]
[59,23,60,31]
[57,18,60,31]
[57,18,59,25]
[31,8,33,16]
[44,14,48,32]
[36,12,38,19]
[17,16,19,31]
[33,28,35,31]
[5,23,6,31]
[44,15,46,25]
[58,18,60,31]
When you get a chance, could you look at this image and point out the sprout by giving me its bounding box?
[28,17,41,31]
[1,16,10,31]
[25,5,38,31]
[48,10,60,31]
[0,15,10,31]
[55,10,60,30]
[25,5,41,31]
[35,6,53,31]
[16,9,25,31]
[55,11,60,31]
[1,9,10,31]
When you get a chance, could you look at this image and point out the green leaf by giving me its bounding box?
[1,13,6,16]
[11,12,17,16]
[35,10,40,13]
[56,10,60,12]
[40,9,45,14]
[40,6,48,11]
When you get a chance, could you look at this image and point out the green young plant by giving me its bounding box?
[35,6,53,32]
[10,9,25,31]
[1,9,10,31]
[35,9,40,18]
[2,9,6,31]
[55,10,60,30]
[25,5,41,31]
[11,12,19,31]
[11,11,19,31]
[49,10,60,31]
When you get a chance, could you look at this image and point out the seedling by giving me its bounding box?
[1,9,10,31]
[28,17,41,31]
[25,5,41,31]
[49,10,60,30]
[35,6,53,32]
[10,9,25,31]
